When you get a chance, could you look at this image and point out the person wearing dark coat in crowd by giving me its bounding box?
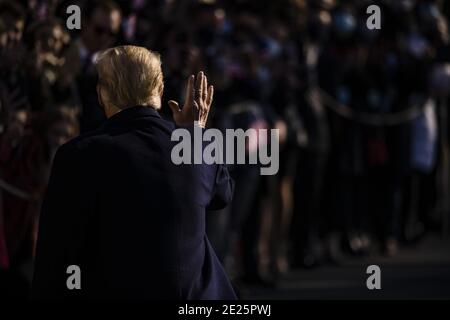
[32,46,236,300]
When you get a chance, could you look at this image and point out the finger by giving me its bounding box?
[203,86,213,125]
[195,71,204,102]
[184,75,195,106]
[202,74,208,102]
[191,101,200,121]
[206,85,214,107]
[193,101,200,114]
[168,100,180,113]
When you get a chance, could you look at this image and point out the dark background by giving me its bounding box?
[1,0,450,299]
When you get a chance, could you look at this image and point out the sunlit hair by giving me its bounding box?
[95,45,163,109]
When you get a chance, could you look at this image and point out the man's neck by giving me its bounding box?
[105,103,160,118]
[105,104,122,118]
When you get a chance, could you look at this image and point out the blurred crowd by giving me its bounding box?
[1,0,450,297]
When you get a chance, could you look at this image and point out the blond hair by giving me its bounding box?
[95,45,163,109]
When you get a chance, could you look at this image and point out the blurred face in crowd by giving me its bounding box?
[6,109,28,143]
[83,6,121,53]
[36,23,66,55]
[0,13,24,48]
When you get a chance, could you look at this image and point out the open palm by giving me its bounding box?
[168,71,214,128]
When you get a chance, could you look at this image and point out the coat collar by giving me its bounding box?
[101,106,162,130]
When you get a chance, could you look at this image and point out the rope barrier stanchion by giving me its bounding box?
[311,84,450,237]
[309,87,427,126]
[0,178,34,201]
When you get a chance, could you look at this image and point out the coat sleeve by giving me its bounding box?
[32,142,92,299]
[206,164,234,211]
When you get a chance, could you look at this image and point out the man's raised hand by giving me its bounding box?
[168,71,214,128]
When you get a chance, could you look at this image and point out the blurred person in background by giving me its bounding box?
[317,2,372,258]
[0,1,25,47]
[0,1,28,114]
[26,18,71,111]
[0,106,31,297]
[286,2,331,269]
[63,0,121,133]
[0,106,78,298]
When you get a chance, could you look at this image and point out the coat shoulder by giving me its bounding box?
[58,130,113,156]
